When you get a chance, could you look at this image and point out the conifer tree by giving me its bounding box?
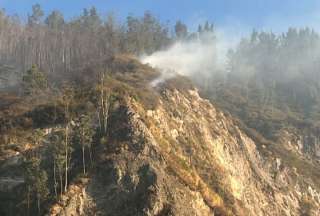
[22,64,47,95]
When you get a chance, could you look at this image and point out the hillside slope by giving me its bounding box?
[48,57,320,216]
[1,56,319,216]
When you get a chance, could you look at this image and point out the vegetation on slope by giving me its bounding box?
[199,29,320,191]
[0,54,160,215]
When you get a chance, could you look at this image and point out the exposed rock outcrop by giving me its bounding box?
[49,86,319,215]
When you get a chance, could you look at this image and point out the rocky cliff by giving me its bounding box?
[49,82,320,215]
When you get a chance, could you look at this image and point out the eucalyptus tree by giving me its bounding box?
[23,129,48,216]
[48,130,67,198]
[58,85,75,192]
[73,114,95,174]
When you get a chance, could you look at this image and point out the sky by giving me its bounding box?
[1,0,320,33]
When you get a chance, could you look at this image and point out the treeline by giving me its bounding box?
[0,4,215,89]
[0,4,170,85]
[228,28,320,115]
[207,28,320,139]
[228,28,320,84]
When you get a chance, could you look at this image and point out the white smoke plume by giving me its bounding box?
[141,31,240,86]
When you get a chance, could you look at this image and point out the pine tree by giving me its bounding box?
[22,64,47,95]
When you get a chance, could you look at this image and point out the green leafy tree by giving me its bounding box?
[73,114,95,174]
[60,85,75,192]
[126,11,169,54]
[175,20,188,39]
[97,73,111,135]
[22,64,48,95]
[23,130,48,216]
[28,4,44,26]
[23,157,49,216]
[45,10,64,29]
[48,130,67,198]
[81,7,101,31]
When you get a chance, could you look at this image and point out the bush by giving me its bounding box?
[300,196,316,216]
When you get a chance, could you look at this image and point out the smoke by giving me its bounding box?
[141,31,237,86]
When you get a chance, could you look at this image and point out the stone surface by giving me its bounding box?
[48,88,320,216]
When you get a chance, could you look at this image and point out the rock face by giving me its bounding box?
[279,128,320,161]
[50,86,320,215]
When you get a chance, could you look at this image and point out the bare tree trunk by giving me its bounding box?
[89,145,93,167]
[37,194,40,216]
[27,186,30,216]
[82,145,86,175]
[98,109,102,133]
[53,160,57,199]
[98,73,110,135]
[59,171,63,197]
[64,125,68,192]
[103,95,109,134]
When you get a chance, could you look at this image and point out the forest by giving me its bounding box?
[0,4,217,90]
[207,28,320,140]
